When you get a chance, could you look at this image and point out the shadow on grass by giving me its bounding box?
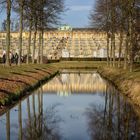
[0,89,14,96]
[0,77,30,86]
[23,70,38,73]
[34,68,52,75]
[10,72,40,80]
[134,69,140,72]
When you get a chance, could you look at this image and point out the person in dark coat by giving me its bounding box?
[14,52,19,65]
[2,53,6,64]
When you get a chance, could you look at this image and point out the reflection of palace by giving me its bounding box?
[43,71,107,94]
[0,72,140,140]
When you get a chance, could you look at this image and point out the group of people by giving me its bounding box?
[2,51,19,65]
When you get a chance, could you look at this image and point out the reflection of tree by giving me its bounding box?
[85,84,140,140]
[86,105,106,140]
[18,102,22,140]
[4,87,62,140]
[6,111,10,140]
[22,98,62,140]
[4,77,140,140]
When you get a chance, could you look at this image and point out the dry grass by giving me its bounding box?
[98,64,140,107]
[0,64,58,107]
[0,61,139,110]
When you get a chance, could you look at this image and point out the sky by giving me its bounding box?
[61,0,95,27]
[0,0,96,29]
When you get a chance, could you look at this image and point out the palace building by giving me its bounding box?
[0,26,124,60]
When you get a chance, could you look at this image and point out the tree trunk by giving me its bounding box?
[6,0,11,66]
[129,18,133,72]
[37,32,41,64]
[111,0,116,68]
[118,0,125,68]
[110,37,113,67]
[106,0,109,66]
[107,33,110,66]
[118,32,123,68]
[40,30,44,64]
[27,21,32,64]
[18,0,24,66]
[32,28,37,64]
[128,0,135,72]
[112,33,116,67]
[123,35,128,70]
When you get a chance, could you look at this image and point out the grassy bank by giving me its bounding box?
[98,65,140,107]
[0,61,105,113]
[51,61,106,69]
[0,64,58,110]
[0,61,139,113]
[53,61,140,107]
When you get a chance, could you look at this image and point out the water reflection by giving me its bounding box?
[85,84,140,140]
[23,104,62,140]
[0,88,62,140]
[22,90,62,140]
[43,70,106,94]
[0,70,140,140]
[6,111,10,140]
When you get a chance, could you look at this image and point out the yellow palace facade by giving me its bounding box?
[0,27,124,60]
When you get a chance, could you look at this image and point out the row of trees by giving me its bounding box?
[90,0,140,72]
[0,0,64,66]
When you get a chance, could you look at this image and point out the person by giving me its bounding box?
[9,51,13,66]
[2,51,6,65]
[14,52,19,65]
[21,55,24,63]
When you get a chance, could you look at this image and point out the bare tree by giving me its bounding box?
[89,0,112,66]
[15,0,24,65]
[89,0,139,71]
[37,0,65,64]
[6,0,11,66]
[1,19,7,31]
[110,0,116,67]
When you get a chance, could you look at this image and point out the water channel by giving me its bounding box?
[0,69,140,140]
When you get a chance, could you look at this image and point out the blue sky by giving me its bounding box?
[0,0,95,28]
[61,0,95,27]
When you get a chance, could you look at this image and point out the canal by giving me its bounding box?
[0,69,140,140]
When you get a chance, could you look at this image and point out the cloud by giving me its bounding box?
[69,5,91,11]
